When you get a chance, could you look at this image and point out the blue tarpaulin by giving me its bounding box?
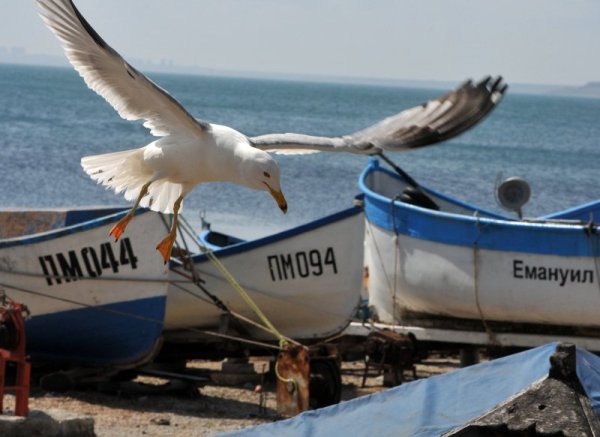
[223,343,600,437]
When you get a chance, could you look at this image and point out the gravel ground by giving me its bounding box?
[2,356,461,436]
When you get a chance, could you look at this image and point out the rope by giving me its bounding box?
[0,268,182,283]
[166,214,282,341]
[1,278,290,353]
[190,323,302,389]
[175,214,306,389]
[163,214,233,313]
[472,213,496,345]
[2,255,289,351]
[364,193,408,324]
[175,214,299,348]
[169,228,232,314]
[201,249,291,349]
[168,280,224,307]
[3,210,304,379]
[391,195,402,324]
[584,214,600,297]
[1,231,300,349]
[274,357,297,393]
[364,219,394,295]
[170,267,299,345]
[228,310,299,345]
[171,264,348,328]
[186,328,281,351]
[472,244,495,344]
[0,281,164,325]
[173,218,302,347]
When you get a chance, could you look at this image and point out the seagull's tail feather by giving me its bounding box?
[81,148,148,193]
[81,148,184,214]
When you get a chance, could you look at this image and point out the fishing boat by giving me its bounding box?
[360,157,600,332]
[164,203,365,343]
[0,207,169,367]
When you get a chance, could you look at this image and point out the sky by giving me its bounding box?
[1,0,599,86]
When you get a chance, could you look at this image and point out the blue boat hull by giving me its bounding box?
[26,296,165,366]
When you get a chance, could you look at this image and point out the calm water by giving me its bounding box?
[1,64,600,238]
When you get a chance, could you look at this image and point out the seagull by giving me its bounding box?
[37,0,507,263]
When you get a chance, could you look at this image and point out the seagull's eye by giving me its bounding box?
[263,172,271,178]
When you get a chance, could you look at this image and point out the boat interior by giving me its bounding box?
[0,206,128,239]
[366,162,600,226]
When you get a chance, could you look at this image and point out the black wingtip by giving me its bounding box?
[69,0,110,51]
[458,79,473,89]
[477,75,492,89]
[492,76,503,91]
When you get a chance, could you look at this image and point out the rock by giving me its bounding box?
[0,409,95,437]
[150,416,171,426]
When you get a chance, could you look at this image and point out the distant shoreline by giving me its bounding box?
[1,57,599,99]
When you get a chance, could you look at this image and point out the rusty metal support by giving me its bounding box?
[361,329,418,387]
[275,344,310,417]
[0,294,31,417]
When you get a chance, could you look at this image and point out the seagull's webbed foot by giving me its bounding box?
[110,214,133,242]
[156,232,176,265]
[109,182,152,242]
[155,195,184,264]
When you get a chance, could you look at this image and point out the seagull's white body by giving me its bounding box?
[37,0,506,260]
[82,123,264,213]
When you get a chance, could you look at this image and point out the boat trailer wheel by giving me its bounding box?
[309,358,342,409]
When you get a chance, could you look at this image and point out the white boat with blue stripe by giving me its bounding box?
[165,202,365,343]
[360,158,600,332]
[0,207,169,367]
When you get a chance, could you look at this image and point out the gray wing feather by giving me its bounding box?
[37,0,209,137]
[251,76,507,154]
[247,133,347,153]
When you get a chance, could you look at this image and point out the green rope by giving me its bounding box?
[202,249,289,349]
[274,355,298,392]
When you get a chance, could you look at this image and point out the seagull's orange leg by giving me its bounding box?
[110,181,151,241]
[156,195,183,264]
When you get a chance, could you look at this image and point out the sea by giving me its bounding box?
[1,63,600,239]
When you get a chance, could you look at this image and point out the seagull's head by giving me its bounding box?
[242,150,287,214]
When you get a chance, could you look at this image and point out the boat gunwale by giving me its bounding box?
[171,202,363,266]
[362,158,509,219]
[198,229,245,252]
[359,159,600,257]
[0,206,144,249]
[360,159,598,231]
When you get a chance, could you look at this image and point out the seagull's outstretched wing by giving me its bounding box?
[250,76,507,155]
[37,0,208,137]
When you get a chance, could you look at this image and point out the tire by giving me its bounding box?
[309,358,342,409]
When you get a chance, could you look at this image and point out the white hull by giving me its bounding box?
[166,207,364,341]
[0,207,169,366]
[361,159,600,330]
[366,223,600,327]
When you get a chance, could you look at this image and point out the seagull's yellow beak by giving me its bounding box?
[265,183,288,213]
